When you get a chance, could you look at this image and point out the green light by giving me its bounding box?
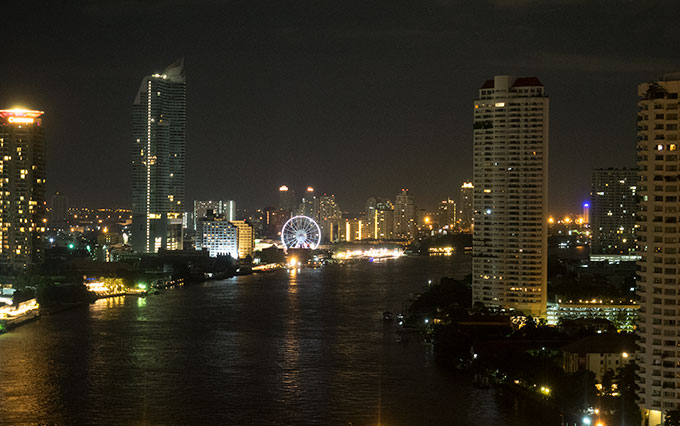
[137,283,147,290]
[86,245,91,252]
[68,243,75,249]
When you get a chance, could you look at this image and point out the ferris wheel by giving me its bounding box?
[281,216,321,251]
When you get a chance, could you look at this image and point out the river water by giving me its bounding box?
[0,256,545,425]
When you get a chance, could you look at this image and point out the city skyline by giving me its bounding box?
[5,2,678,211]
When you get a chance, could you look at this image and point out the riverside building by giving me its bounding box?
[131,59,186,253]
[0,109,47,271]
[471,76,549,317]
[636,73,680,423]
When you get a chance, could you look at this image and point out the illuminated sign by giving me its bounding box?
[7,117,34,124]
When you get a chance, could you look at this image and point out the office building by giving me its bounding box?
[459,181,474,231]
[472,76,549,317]
[0,109,47,271]
[636,74,680,422]
[394,188,416,239]
[590,168,637,255]
[131,59,185,253]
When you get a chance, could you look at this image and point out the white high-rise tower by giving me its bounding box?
[471,76,549,317]
[636,73,680,424]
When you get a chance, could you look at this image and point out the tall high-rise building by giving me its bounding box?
[131,59,186,253]
[0,109,47,272]
[278,185,297,212]
[298,186,319,219]
[438,198,457,229]
[459,181,474,231]
[590,168,637,255]
[636,74,680,422]
[472,76,549,317]
[394,188,416,239]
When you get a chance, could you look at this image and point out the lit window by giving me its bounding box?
[657,144,664,151]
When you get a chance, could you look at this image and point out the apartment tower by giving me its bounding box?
[471,75,549,317]
[636,73,680,424]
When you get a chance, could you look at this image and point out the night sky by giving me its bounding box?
[3,1,679,213]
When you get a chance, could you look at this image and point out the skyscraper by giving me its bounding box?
[131,59,186,253]
[636,73,680,422]
[472,76,549,317]
[459,181,474,231]
[298,186,319,219]
[438,198,457,229]
[590,168,637,255]
[394,188,416,239]
[278,185,297,212]
[0,109,47,272]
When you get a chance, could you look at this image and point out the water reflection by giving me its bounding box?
[0,256,544,425]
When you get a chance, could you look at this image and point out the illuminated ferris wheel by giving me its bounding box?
[281,216,321,251]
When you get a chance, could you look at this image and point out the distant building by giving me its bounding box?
[194,200,236,230]
[590,168,637,255]
[365,198,394,240]
[459,182,474,231]
[262,207,289,239]
[438,198,457,230]
[472,76,549,317]
[131,59,185,253]
[393,188,416,239]
[0,109,47,272]
[297,186,319,219]
[230,220,254,259]
[49,192,69,231]
[196,218,238,258]
[278,185,297,212]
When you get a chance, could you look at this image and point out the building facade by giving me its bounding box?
[472,76,549,317]
[590,168,637,255]
[365,197,394,240]
[459,181,474,231]
[438,198,457,230]
[636,73,680,422]
[131,59,185,253]
[0,109,47,272]
[196,219,238,258]
[230,220,254,259]
[393,188,416,239]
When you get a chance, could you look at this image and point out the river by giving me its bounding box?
[0,255,546,425]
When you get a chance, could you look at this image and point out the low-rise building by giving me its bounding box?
[562,334,634,381]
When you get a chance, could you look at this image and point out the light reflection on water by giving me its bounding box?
[0,256,550,425]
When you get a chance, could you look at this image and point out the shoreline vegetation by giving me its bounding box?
[405,275,640,426]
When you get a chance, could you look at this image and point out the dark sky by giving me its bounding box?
[3,0,679,214]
